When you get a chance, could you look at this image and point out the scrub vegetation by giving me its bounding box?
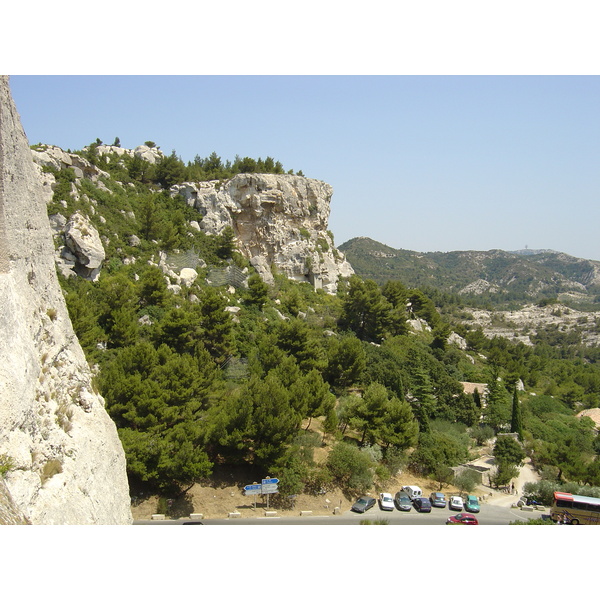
[50,142,600,504]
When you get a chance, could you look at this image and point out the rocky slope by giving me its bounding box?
[458,303,600,347]
[0,76,132,524]
[172,175,354,293]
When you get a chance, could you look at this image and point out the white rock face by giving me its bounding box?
[31,145,111,183]
[462,303,600,347]
[171,174,354,293]
[0,76,132,525]
[64,211,106,280]
[95,143,164,165]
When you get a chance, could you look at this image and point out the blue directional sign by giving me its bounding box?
[261,477,279,494]
[262,478,279,485]
[244,484,262,496]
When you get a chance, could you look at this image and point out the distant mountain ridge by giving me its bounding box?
[338,237,600,306]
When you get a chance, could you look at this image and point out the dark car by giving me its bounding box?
[446,512,479,525]
[351,496,376,513]
[413,497,432,513]
[429,492,446,508]
[394,491,412,512]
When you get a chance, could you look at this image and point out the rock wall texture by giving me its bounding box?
[172,174,354,293]
[0,76,132,524]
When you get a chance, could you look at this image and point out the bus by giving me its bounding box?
[550,491,600,524]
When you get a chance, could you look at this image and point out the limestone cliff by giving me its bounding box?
[172,174,354,293]
[0,76,132,524]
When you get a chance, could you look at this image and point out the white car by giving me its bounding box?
[379,492,395,511]
[449,496,464,511]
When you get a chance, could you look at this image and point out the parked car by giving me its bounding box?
[449,496,464,511]
[402,485,422,500]
[463,494,480,513]
[446,512,479,525]
[394,490,412,512]
[351,496,376,513]
[413,497,432,512]
[379,492,395,511]
[429,492,446,508]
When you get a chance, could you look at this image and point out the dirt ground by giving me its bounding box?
[131,468,476,521]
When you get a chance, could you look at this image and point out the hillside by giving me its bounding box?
[339,237,600,308]
[5,85,600,524]
[28,143,600,515]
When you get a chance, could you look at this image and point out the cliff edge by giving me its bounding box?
[0,76,132,524]
[172,174,354,293]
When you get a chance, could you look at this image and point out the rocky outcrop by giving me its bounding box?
[64,212,105,280]
[172,174,354,293]
[460,303,600,347]
[0,76,132,524]
[95,143,164,164]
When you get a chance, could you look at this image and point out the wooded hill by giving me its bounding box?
[43,142,600,508]
[339,237,600,310]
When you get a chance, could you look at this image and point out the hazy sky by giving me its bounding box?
[10,75,600,260]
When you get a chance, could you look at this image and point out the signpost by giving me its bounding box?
[244,483,262,509]
[243,478,280,509]
[261,477,279,509]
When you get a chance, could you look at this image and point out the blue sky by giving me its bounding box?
[10,75,600,261]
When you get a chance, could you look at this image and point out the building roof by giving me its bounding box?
[461,382,488,396]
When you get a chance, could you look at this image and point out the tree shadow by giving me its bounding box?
[167,492,195,519]
[200,463,265,489]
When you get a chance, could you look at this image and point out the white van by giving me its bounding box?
[402,485,422,500]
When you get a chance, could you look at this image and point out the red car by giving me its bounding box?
[446,512,479,525]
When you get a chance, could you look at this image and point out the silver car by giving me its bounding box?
[449,495,464,511]
[429,492,446,508]
[379,492,395,511]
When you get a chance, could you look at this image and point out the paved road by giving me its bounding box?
[134,502,541,525]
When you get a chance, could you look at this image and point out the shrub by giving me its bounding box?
[510,517,554,525]
[326,442,374,494]
[453,469,481,493]
[0,454,15,478]
[156,497,168,515]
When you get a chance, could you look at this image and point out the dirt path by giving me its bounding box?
[481,457,540,508]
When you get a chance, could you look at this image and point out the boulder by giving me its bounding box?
[179,267,198,287]
[64,212,105,280]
